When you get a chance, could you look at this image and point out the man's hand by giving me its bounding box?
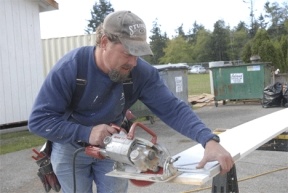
[88,124,119,147]
[197,140,234,174]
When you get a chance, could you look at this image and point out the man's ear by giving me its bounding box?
[100,35,109,49]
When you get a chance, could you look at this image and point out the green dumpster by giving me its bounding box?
[130,63,189,122]
[210,63,272,107]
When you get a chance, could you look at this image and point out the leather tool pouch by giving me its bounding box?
[32,141,61,192]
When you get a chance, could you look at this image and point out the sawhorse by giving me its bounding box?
[212,165,239,193]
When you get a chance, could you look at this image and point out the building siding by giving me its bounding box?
[0,0,44,125]
[42,34,96,75]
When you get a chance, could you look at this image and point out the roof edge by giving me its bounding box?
[38,0,58,12]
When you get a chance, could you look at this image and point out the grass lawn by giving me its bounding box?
[0,130,46,155]
[0,73,211,155]
[188,73,211,95]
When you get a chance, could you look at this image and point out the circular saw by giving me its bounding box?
[85,122,180,186]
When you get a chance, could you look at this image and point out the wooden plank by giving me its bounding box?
[171,108,288,185]
[188,94,206,102]
[193,103,207,108]
[188,94,214,104]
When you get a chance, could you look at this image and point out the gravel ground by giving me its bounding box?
[1,103,287,193]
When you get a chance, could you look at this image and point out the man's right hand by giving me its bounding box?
[88,124,119,147]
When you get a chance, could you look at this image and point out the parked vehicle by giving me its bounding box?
[189,65,206,74]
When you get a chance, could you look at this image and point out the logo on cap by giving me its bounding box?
[129,24,146,37]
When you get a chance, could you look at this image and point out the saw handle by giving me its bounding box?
[85,124,126,159]
[110,123,127,134]
[127,122,157,144]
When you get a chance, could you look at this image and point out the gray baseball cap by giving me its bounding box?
[103,11,153,56]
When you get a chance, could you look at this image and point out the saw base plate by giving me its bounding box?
[106,170,182,182]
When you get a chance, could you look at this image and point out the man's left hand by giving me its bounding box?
[196,140,234,174]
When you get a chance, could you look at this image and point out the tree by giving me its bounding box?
[264,1,288,38]
[174,24,186,38]
[239,2,288,71]
[229,23,250,61]
[243,0,258,38]
[281,17,288,72]
[190,29,212,62]
[186,21,205,44]
[241,41,252,63]
[251,29,271,54]
[234,21,249,32]
[85,0,114,34]
[260,40,281,67]
[241,29,281,68]
[146,19,169,64]
[210,20,230,61]
[258,14,268,29]
[225,21,249,61]
[159,36,193,64]
[278,33,288,72]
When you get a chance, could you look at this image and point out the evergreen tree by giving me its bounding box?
[187,21,205,44]
[175,24,186,38]
[241,41,253,63]
[230,23,250,61]
[210,20,230,61]
[278,29,288,72]
[146,19,169,64]
[264,2,288,38]
[241,29,284,71]
[243,0,257,38]
[235,21,248,32]
[258,14,268,29]
[85,0,114,34]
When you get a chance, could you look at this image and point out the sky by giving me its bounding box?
[40,0,286,39]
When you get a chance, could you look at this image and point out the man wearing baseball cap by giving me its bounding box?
[29,11,233,193]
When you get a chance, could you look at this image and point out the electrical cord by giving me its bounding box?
[73,147,85,193]
[181,166,288,193]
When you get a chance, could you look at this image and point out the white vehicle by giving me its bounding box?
[189,65,206,74]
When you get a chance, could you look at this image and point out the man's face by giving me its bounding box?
[101,37,137,83]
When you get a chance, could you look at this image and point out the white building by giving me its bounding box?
[0,0,58,126]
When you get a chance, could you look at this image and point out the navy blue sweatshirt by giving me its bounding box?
[28,46,214,147]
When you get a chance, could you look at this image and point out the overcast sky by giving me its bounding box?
[40,0,286,39]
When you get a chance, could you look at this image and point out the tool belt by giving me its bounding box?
[32,141,61,192]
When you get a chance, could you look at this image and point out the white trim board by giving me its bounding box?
[171,108,288,185]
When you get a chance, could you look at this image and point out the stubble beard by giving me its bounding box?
[108,69,130,83]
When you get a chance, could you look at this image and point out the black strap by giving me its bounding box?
[63,47,89,120]
[122,73,133,113]
[71,47,90,108]
[66,46,133,118]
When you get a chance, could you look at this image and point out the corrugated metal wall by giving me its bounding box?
[42,34,96,75]
[0,0,44,125]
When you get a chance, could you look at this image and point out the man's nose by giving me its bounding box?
[128,56,138,67]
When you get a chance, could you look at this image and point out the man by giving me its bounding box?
[29,10,233,193]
